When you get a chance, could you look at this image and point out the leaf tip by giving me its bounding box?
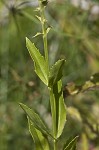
[19,102,22,107]
[26,37,29,43]
[19,102,25,109]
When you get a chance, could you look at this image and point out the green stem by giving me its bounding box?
[39,1,57,150]
[54,139,57,150]
[39,1,49,74]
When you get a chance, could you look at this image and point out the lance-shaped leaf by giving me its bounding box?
[26,38,48,85]
[28,117,50,150]
[48,59,65,87]
[50,80,66,138]
[63,136,78,150]
[19,103,53,138]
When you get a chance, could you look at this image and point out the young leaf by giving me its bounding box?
[35,15,42,22]
[32,32,43,38]
[48,59,65,87]
[49,80,66,138]
[19,103,53,139]
[46,27,51,34]
[26,37,48,85]
[63,136,78,150]
[28,117,50,150]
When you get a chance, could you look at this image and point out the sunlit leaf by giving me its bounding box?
[19,103,53,138]
[28,117,50,150]
[50,80,66,138]
[26,38,48,85]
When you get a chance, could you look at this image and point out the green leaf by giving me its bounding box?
[19,103,53,139]
[26,38,48,85]
[49,80,66,138]
[33,32,43,38]
[63,136,78,150]
[48,59,65,87]
[28,117,50,150]
[46,27,51,34]
[35,15,42,22]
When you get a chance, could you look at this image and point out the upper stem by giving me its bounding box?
[38,1,57,150]
[39,1,49,75]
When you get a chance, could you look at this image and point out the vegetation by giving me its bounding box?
[0,0,99,149]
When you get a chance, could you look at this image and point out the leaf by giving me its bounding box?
[63,136,78,150]
[28,117,50,150]
[49,80,66,138]
[33,32,43,38]
[19,103,53,139]
[46,27,51,34]
[48,59,65,87]
[35,15,46,23]
[35,15,41,22]
[26,38,48,85]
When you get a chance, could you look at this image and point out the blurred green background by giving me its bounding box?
[0,0,99,149]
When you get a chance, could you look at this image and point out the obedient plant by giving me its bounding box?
[20,0,78,149]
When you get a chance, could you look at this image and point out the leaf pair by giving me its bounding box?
[19,103,53,138]
[26,38,66,87]
[20,102,77,149]
[20,103,52,149]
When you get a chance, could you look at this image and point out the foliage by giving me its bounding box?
[0,0,99,149]
[20,0,68,149]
